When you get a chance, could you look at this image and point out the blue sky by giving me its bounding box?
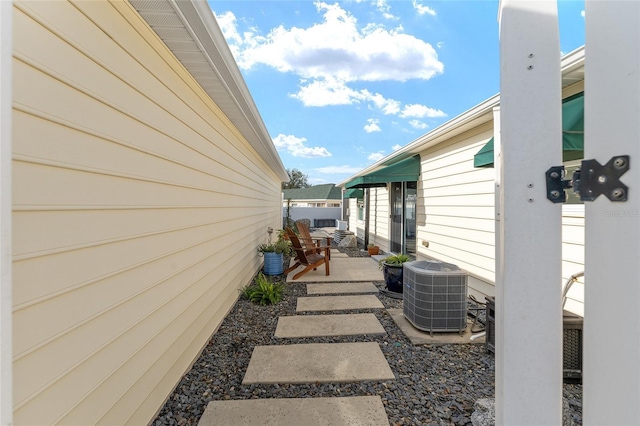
[210,0,586,185]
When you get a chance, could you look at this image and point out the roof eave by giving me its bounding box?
[130,0,289,182]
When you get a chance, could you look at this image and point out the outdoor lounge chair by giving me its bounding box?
[295,220,332,260]
[284,228,331,280]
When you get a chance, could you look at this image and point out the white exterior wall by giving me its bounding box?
[347,198,361,239]
[561,205,585,315]
[417,124,496,298]
[11,2,283,425]
[368,187,390,251]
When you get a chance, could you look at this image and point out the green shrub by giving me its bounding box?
[241,273,285,305]
[378,253,411,269]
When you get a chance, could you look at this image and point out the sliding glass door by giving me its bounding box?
[390,181,417,257]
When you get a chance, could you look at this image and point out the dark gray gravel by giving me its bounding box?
[153,259,582,425]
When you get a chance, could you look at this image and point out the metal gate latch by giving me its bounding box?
[546,155,630,203]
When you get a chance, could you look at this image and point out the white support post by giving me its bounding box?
[497,1,563,424]
[0,1,11,425]
[584,1,640,424]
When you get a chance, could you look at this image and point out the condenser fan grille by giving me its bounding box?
[403,260,468,334]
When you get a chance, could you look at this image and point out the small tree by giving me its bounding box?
[282,168,311,189]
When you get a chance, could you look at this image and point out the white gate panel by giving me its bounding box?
[497,1,563,424]
[584,1,640,423]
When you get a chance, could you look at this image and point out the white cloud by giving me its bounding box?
[215,3,446,124]
[437,41,444,49]
[400,104,446,118]
[369,93,401,115]
[409,120,429,130]
[214,11,243,46]
[291,77,370,107]
[364,118,381,133]
[413,1,436,16]
[272,134,332,158]
[216,2,443,83]
[368,151,385,162]
[581,10,585,18]
[315,165,364,174]
[392,144,403,151]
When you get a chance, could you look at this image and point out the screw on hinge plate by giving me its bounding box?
[546,166,571,203]
[580,155,629,202]
[546,155,630,203]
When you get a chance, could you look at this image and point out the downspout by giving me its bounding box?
[364,188,370,247]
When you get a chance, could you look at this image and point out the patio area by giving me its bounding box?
[152,245,582,425]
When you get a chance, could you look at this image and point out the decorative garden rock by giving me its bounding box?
[338,234,357,248]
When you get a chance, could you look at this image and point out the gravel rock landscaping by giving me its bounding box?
[153,248,582,425]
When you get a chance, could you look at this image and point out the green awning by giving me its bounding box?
[473,138,495,168]
[473,92,584,168]
[343,188,364,199]
[345,155,420,189]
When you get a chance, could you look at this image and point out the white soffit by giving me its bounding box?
[128,0,288,181]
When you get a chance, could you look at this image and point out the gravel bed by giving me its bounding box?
[153,273,582,425]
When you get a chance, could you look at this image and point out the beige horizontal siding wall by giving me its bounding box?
[417,123,496,296]
[347,198,356,230]
[369,187,390,251]
[562,205,585,316]
[12,1,282,425]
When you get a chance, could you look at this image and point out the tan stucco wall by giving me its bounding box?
[12,1,282,424]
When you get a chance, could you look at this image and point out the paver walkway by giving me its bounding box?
[306,282,378,294]
[274,313,385,338]
[297,294,384,311]
[242,342,395,384]
[199,277,393,426]
[198,396,388,426]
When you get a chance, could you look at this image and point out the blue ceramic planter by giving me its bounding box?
[263,252,284,275]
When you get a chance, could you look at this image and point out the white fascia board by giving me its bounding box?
[144,0,289,182]
[338,45,585,187]
[337,94,499,187]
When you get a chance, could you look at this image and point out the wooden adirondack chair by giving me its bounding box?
[295,220,332,260]
[284,228,330,280]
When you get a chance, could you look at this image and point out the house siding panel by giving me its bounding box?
[12,2,282,424]
[417,128,496,291]
[562,206,585,316]
[369,187,389,251]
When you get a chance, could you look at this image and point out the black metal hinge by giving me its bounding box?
[546,155,630,203]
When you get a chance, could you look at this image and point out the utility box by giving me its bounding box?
[484,296,583,382]
[403,260,468,334]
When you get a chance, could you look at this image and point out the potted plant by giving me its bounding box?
[258,228,291,275]
[378,254,411,293]
[367,244,380,256]
[258,242,285,275]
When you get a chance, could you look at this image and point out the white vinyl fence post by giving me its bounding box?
[0,1,12,424]
[496,1,563,424]
[584,1,640,424]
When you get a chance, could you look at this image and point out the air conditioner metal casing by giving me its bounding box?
[403,260,468,333]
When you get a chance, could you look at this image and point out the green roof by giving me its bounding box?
[282,184,342,201]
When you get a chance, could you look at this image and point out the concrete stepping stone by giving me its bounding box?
[330,249,350,258]
[242,342,395,384]
[198,396,389,426]
[274,313,385,338]
[297,295,384,312]
[307,282,378,295]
